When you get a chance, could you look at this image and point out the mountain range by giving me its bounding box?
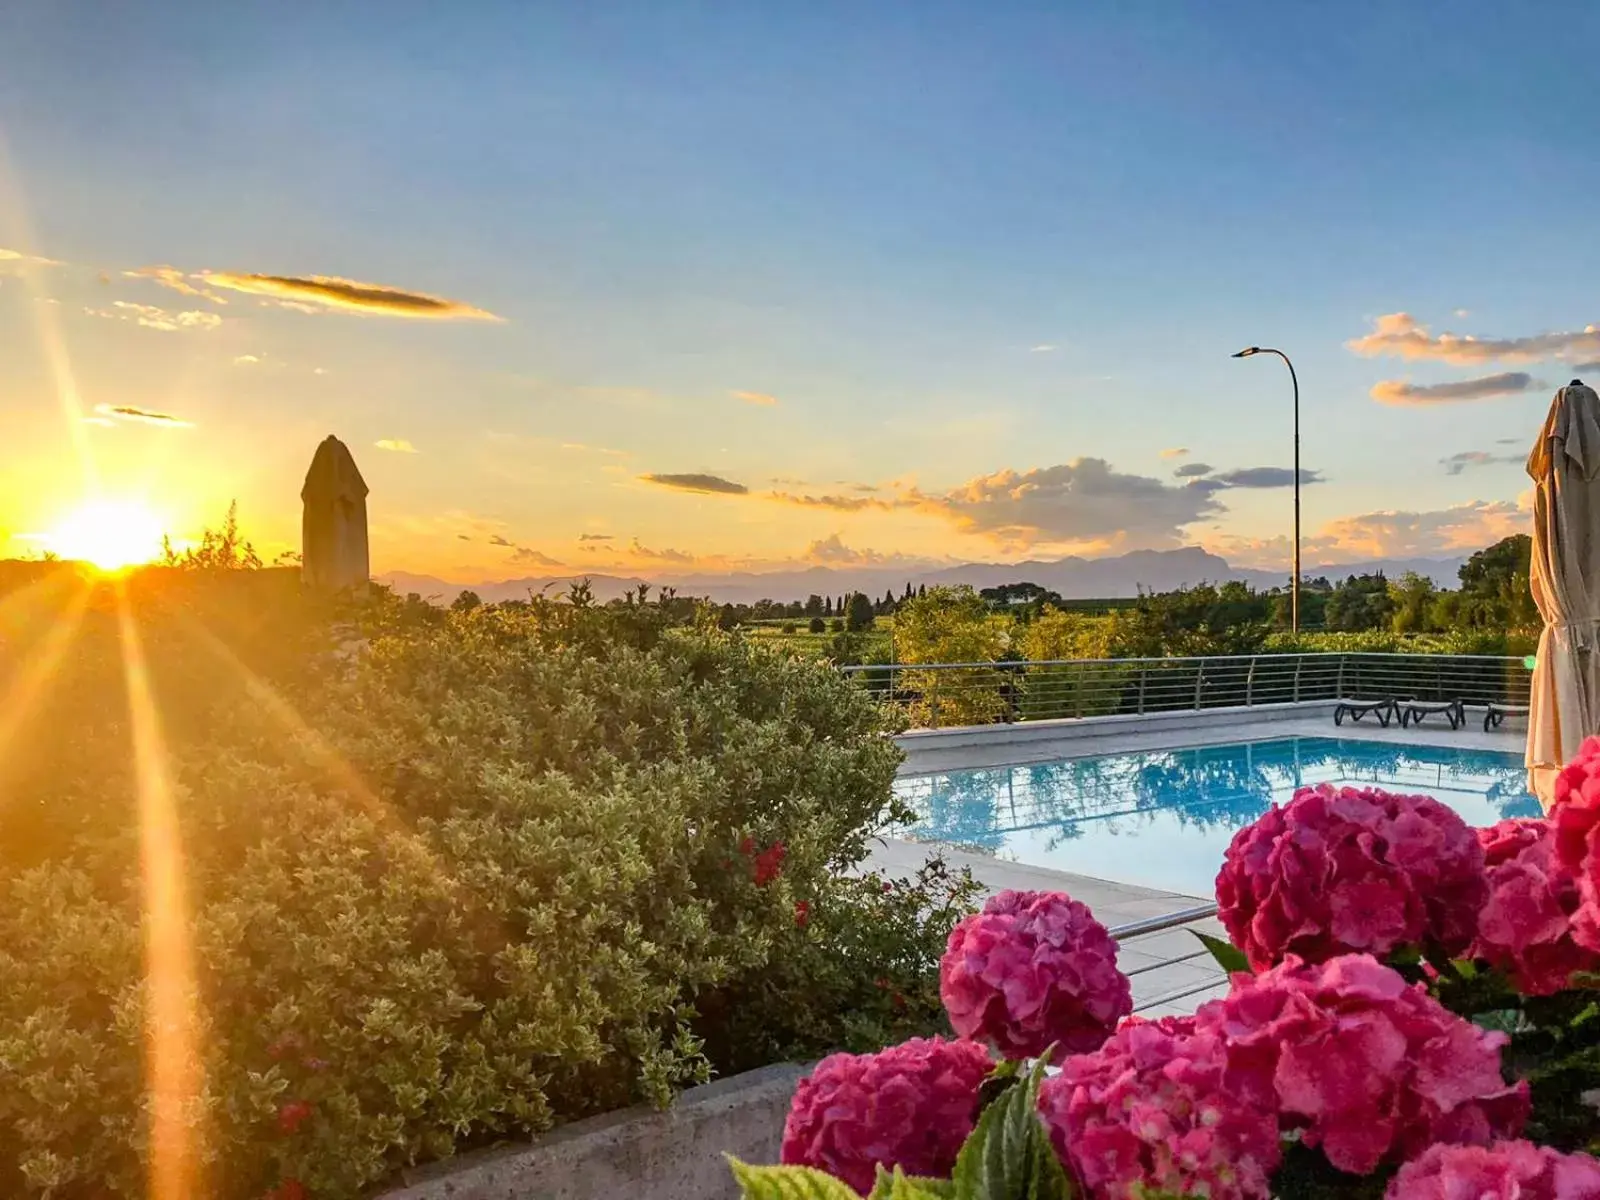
[377,546,1470,607]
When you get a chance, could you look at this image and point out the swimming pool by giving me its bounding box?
[892,736,1539,898]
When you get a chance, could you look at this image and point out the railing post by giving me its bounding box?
[1137,666,1147,715]
[1245,655,1257,707]
[1336,654,1347,700]
[1193,661,1205,710]
[1293,657,1303,703]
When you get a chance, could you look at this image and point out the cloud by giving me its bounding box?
[457,534,472,541]
[768,490,894,513]
[234,354,261,365]
[852,483,881,493]
[640,472,750,496]
[1208,467,1322,489]
[487,534,513,547]
[1441,450,1524,475]
[1161,447,1190,459]
[1208,498,1529,567]
[509,546,563,568]
[732,390,779,406]
[124,265,227,303]
[1029,344,1057,353]
[1369,371,1542,406]
[629,538,694,564]
[800,534,923,567]
[375,438,419,453]
[1173,462,1214,478]
[577,533,614,542]
[93,403,193,428]
[86,301,222,332]
[1349,313,1600,365]
[0,247,60,269]
[1314,500,1526,559]
[81,415,117,427]
[907,458,1224,550]
[1496,437,1523,446]
[198,271,501,320]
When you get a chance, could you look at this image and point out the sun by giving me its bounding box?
[47,498,169,571]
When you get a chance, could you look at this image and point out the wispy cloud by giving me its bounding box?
[1160,447,1190,459]
[487,534,513,547]
[1370,371,1542,406]
[233,354,261,366]
[640,472,750,496]
[375,438,419,453]
[124,265,228,303]
[732,390,779,406]
[196,271,501,321]
[93,403,193,428]
[629,538,694,564]
[577,533,614,542]
[768,490,894,513]
[1029,344,1057,353]
[1173,462,1213,478]
[510,546,563,568]
[1350,312,1600,365]
[1207,467,1322,489]
[86,300,222,332]
[1441,450,1524,475]
[0,247,60,268]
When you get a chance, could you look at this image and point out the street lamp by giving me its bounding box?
[1232,346,1302,634]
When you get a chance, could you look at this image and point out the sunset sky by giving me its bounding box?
[3,1,1598,581]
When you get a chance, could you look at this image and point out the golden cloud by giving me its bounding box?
[1349,313,1600,365]
[640,472,750,496]
[1369,372,1542,406]
[198,272,501,320]
[93,403,193,428]
[375,438,419,453]
[732,390,779,406]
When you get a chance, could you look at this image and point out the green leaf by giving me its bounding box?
[867,1166,956,1199]
[729,1158,864,1200]
[1190,930,1251,975]
[951,1058,1074,1200]
[1472,1009,1528,1036]
[976,1058,1022,1115]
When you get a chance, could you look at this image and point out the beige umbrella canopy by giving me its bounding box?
[301,435,370,592]
[1526,380,1600,807]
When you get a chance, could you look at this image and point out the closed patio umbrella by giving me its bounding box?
[1526,380,1600,807]
[301,435,370,592]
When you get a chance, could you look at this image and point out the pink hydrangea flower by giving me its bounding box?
[1551,736,1600,953]
[1038,1013,1280,1200]
[780,1037,992,1193]
[1385,1139,1600,1199]
[1199,954,1528,1176]
[940,890,1132,1062]
[1472,818,1600,995]
[1215,784,1488,971]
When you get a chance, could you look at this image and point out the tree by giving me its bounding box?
[1457,535,1538,630]
[824,596,834,618]
[894,586,1010,726]
[716,603,740,631]
[807,615,827,634]
[451,590,483,612]
[845,592,875,632]
[804,594,825,617]
[1389,572,1439,634]
[1324,573,1395,632]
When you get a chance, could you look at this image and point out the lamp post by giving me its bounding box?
[1232,346,1301,634]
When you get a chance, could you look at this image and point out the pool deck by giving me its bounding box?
[865,706,1530,1016]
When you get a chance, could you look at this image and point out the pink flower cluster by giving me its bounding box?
[780,1037,992,1194]
[1552,736,1600,953]
[1038,1014,1280,1200]
[940,890,1132,1062]
[1201,954,1528,1175]
[1472,818,1600,995]
[1215,784,1487,971]
[1385,1140,1600,1199]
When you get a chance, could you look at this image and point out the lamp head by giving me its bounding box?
[1232,346,1261,359]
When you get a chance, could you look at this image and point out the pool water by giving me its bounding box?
[893,736,1539,898]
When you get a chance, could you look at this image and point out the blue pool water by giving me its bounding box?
[893,737,1540,898]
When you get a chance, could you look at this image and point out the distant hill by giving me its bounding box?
[376,548,1470,607]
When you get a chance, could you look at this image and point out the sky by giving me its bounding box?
[3,1,1597,581]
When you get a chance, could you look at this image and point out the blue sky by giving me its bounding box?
[2,1,1594,578]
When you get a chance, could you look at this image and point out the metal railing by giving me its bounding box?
[840,652,1530,730]
[1108,904,1227,1013]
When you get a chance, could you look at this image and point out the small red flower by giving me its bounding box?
[874,976,891,990]
[266,1033,302,1062]
[794,900,811,928]
[753,841,786,886]
[277,1100,314,1135]
[738,834,757,857]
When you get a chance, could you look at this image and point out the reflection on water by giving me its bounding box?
[894,736,1539,898]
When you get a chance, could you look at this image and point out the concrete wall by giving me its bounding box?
[378,1064,805,1200]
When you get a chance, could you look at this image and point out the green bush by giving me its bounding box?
[0,582,971,1198]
